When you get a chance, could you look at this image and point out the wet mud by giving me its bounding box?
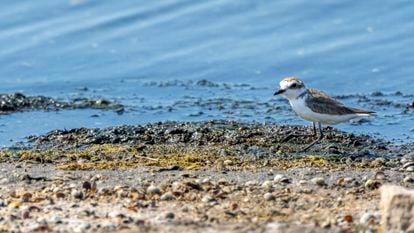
[0,93,124,114]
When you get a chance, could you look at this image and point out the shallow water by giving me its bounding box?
[0,0,413,146]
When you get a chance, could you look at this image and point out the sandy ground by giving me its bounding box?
[0,161,411,233]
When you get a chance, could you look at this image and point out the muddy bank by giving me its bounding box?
[28,120,403,157]
[0,93,124,114]
[0,121,407,172]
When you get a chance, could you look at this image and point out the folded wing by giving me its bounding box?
[306,88,375,115]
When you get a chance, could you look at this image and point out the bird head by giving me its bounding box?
[274,77,307,100]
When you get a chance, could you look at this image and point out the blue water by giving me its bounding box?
[0,0,413,146]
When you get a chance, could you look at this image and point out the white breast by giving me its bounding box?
[288,98,362,125]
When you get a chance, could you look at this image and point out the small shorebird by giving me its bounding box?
[274,77,375,151]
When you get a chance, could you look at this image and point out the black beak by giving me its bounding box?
[273,89,286,95]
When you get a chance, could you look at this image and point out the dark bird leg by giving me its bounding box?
[281,122,317,143]
[301,122,324,152]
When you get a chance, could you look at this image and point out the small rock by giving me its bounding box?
[403,161,414,168]
[21,193,32,202]
[336,177,345,186]
[49,215,62,224]
[274,174,290,184]
[22,210,30,219]
[8,201,20,209]
[297,180,307,185]
[365,179,381,190]
[407,166,414,172]
[343,215,353,223]
[160,192,175,201]
[201,195,215,203]
[217,178,228,185]
[261,180,273,189]
[263,193,274,201]
[311,177,326,186]
[82,181,92,191]
[165,212,175,219]
[223,160,233,166]
[202,178,211,184]
[108,211,124,218]
[73,222,91,233]
[373,158,385,167]
[401,153,414,164]
[71,190,84,199]
[147,185,161,195]
[403,176,414,183]
[245,181,258,187]
[359,212,377,225]
[375,171,386,180]
[380,185,414,232]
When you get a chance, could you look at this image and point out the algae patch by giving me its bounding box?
[0,144,387,171]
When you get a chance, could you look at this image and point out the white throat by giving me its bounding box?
[282,87,308,100]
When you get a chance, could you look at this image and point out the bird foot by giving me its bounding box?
[299,136,324,152]
[280,133,316,143]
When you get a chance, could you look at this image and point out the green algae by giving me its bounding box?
[0,144,386,171]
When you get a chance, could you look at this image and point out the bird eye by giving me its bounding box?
[291,83,297,88]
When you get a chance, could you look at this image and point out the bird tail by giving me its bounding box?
[350,107,376,116]
[356,113,375,117]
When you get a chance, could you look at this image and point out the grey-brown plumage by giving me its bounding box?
[305,88,375,115]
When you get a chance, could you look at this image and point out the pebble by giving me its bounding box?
[373,158,385,167]
[21,193,32,202]
[165,212,175,219]
[55,192,65,199]
[274,174,290,184]
[406,166,414,172]
[311,177,326,186]
[82,181,92,191]
[359,212,377,225]
[202,178,211,184]
[403,176,414,183]
[245,181,258,187]
[374,171,386,180]
[364,179,381,190]
[147,185,161,195]
[263,193,274,201]
[218,178,228,185]
[49,215,62,224]
[8,201,20,209]
[160,192,175,201]
[71,190,84,199]
[22,210,30,219]
[223,160,233,166]
[297,180,307,185]
[73,222,92,233]
[201,195,215,203]
[403,161,414,168]
[343,215,353,223]
[401,152,414,164]
[108,211,124,218]
[261,180,273,189]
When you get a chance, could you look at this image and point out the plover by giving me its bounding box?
[274,77,375,151]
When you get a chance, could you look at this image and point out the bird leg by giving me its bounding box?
[281,122,317,143]
[300,122,324,152]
